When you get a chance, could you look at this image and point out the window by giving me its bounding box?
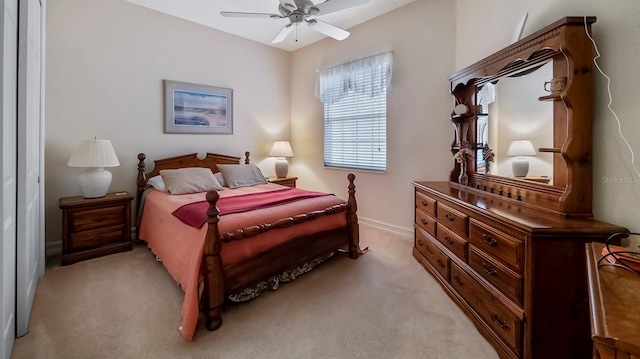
[316,52,392,172]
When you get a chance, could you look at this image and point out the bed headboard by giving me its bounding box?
[135,151,250,212]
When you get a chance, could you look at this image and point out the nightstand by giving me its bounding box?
[59,191,134,265]
[268,176,298,188]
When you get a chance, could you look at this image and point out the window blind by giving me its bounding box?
[319,52,391,172]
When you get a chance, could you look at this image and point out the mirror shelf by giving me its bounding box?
[447,17,597,217]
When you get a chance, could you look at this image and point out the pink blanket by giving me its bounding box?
[172,188,332,228]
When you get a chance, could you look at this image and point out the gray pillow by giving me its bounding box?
[216,164,267,189]
[159,167,223,194]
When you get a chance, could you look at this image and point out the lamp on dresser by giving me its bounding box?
[506,139,536,177]
[67,138,120,198]
[269,140,294,178]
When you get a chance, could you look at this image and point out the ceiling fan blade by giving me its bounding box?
[271,23,294,44]
[279,0,298,11]
[220,11,281,18]
[314,0,369,15]
[307,19,349,41]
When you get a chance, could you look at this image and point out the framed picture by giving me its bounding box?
[164,80,233,134]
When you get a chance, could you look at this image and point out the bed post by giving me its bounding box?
[347,173,360,259]
[136,153,148,224]
[244,151,250,164]
[202,190,224,331]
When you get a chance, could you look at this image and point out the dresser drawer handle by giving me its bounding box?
[420,200,429,207]
[482,262,496,276]
[482,234,497,246]
[444,214,455,222]
[453,275,464,285]
[416,239,424,246]
[444,236,454,245]
[491,314,510,330]
[92,235,105,242]
[420,218,429,225]
[92,216,107,223]
[436,259,446,268]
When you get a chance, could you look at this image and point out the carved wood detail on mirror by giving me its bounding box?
[448,17,596,217]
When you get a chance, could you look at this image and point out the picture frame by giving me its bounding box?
[164,80,233,134]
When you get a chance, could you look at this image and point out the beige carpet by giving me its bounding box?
[12,224,498,359]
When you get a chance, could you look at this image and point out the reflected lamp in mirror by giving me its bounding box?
[506,139,536,177]
[269,140,294,178]
[67,139,120,198]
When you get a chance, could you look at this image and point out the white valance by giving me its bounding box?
[316,52,393,104]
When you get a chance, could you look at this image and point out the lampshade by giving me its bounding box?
[506,140,536,177]
[68,139,120,198]
[506,140,536,157]
[269,141,294,178]
[269,141,294,158]
[68,139,120,167]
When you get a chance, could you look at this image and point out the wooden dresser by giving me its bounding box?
[413,182,626,359]
[586,242,640,359]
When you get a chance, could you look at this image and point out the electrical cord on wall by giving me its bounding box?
[584,16,640,179]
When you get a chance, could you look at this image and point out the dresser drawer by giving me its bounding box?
[415,227,450,281]
[415,191,437,218]
[69,206,126,232]
[469,219,523,272]
[436,223,468,261]
[415,209,437,238]
[451,263,522,355]
[437,203,468,237]
[69,225,125,252]
[469,246,523,306]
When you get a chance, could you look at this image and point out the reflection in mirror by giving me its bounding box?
[476,61,555,185]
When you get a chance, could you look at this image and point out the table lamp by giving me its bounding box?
[506,139,536,177]
[269,141,294,178]
[68,139,120,198]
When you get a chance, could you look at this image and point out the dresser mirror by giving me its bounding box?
[449,17,596,217]
[476,61,555,183]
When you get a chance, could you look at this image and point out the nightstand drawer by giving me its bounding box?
[69,206,126,232]
[69,225,125,252]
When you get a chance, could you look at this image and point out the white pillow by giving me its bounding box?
[147,175,167,192]
[159,167,223,195]
[216,164,267,189]
[214,172,226,187]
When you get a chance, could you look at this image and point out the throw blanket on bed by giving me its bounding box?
[172,187,332,228]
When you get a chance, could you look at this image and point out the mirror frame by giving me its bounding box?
[448,17,596,217]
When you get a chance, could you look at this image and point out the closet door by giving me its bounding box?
[0,0,18,356]
[16,0,43,337]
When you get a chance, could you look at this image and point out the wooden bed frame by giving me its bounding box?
[136,152,360,331]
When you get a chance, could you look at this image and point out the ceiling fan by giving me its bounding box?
[221,0,369,44]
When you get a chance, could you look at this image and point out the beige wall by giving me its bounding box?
[290,0,456,233]
[45,0,291,244]
[456,0,640,234]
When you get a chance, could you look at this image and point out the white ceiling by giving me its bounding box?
[124,0,415,52]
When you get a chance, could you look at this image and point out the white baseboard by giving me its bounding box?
[46,240,62,257]
[358,216,413,238]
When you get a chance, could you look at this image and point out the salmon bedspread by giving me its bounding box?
[137,183,347,340]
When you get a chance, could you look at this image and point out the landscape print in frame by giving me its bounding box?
[164,80,233,134]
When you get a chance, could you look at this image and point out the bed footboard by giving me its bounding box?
[201,173,360,331]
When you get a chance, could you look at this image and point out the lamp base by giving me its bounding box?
[78,167,112,198]
[274,158,289,178]
[512,158,530,177]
